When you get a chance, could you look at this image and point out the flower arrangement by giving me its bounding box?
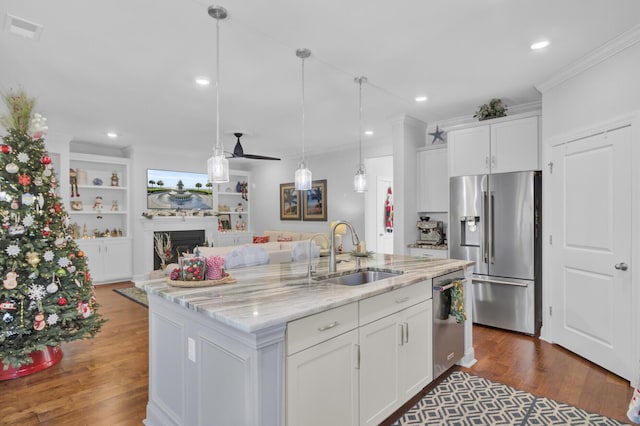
[154,232,173,269]
[473,98,508,121]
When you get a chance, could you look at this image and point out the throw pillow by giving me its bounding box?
[277,236,293,242]
[253,235,270,244]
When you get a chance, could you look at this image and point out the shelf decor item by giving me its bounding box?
[473,98,508,121]
[0,89,104,375]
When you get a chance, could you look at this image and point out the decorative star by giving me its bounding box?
[429,125,446,144]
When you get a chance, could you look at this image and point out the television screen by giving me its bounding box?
[146,168,213,209]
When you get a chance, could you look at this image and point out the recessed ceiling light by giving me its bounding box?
[195,77,211,86]
[530,40,550,50]
[364,130,374,136]
[107,132,118,138]
[415,96,428,102]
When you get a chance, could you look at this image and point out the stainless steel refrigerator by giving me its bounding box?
[449,171,541,335]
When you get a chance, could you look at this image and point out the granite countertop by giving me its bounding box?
[136,254,472,334]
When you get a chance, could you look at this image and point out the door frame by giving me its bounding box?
[542,111,640,382]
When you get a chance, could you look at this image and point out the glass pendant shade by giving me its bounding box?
[354,165,367,192]
[208,147,229,183]
[294,160,312,191]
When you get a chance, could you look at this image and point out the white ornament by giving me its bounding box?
[57,257,71,268]
[46,313,59,326]
[17,152,29,163]
[46,282,59,294]
[22,214,34,227]
[5,163,19,173]
[27,283,46,301]
[5,244,20,256]
[43,250,55,262]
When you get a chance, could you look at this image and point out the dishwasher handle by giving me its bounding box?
[434,278,466,292]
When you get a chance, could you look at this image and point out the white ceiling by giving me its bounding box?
[1,0,639,161]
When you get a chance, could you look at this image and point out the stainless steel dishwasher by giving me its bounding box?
[433,270,466,379]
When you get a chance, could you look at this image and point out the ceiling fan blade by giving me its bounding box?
[228,132,280,160]
[240,153,281,160]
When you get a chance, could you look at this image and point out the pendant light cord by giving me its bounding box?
[215,16,221,154]
[301,56,306,162]
[358,78,363,167]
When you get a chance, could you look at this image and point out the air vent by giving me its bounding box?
[4,14,43,40]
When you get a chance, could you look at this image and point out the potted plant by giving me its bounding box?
[474,98,508,121]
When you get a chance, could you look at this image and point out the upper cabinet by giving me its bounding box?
[448,115,539,177]
[417,147,449,212]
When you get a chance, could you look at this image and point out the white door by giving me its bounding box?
[376,177,394,254]
[551,125,632,380]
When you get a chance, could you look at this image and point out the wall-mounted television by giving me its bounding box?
[146,168,213,209]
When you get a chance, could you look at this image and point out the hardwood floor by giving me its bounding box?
[1,282,634,425]
[0,282,148,426]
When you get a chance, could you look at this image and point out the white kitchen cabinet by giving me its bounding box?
[358,280,432,426]
[286,302,359,426]
[417,147,449,212]
[77,238,132,284]
[286,329,359,426]
[448,115,539,177]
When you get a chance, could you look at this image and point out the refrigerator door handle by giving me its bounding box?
[482,191,489,264]
[473,277,529,287]
[490,191,495,264]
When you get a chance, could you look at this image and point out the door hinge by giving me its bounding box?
[355,344,360,370]
[549,306,553,316]
[547,161,554,174]
[549,235,553,245]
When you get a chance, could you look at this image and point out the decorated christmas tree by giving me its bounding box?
[0,90,104,372]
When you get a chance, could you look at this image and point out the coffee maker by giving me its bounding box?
[417,217,444,246]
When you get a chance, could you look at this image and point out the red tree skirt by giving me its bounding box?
[0,346,63,381]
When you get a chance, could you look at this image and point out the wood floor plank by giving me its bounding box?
[2,283,634,425]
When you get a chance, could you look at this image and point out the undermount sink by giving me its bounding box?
[314,268,404,286]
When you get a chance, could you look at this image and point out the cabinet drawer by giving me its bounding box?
[287,302,358,355]
[359,280,430,326]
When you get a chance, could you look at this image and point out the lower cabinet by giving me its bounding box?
[286,329,359,426]
[285,280,433,426]
[360,301,432,426]
[77,238,132,283]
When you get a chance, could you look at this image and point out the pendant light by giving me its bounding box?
[353,76,367,192]
[207,5,229,183]
[294,48,312,191]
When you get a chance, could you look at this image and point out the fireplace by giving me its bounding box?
[153,230,205,270]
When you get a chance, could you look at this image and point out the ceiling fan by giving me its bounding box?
[228,132,281,160]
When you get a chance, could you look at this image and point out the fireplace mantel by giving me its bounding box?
[140,217,217,278]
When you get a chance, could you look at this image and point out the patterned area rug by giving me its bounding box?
[394,371,627,425]
[113,287,148,308]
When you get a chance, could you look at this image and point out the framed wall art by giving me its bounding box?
[303,179,327,221]
[279,183,301,220]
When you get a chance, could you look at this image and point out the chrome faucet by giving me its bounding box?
[329,220,360,273]
[307,233,327,280]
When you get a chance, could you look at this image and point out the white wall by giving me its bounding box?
[250,145,370,250]
[538,30,640,380]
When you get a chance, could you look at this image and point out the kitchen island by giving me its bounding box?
[137,253,475,426]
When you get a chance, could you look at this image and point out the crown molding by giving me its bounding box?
[536,24,640,94]
[389,114,427,130]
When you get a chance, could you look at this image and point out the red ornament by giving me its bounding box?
[40,156,52,165]
[1,145,11,154]
[54,203,62,213]
[57,297,67,306]
[18,174,31,186]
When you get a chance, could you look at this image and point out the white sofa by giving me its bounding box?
[195,230,331,268]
